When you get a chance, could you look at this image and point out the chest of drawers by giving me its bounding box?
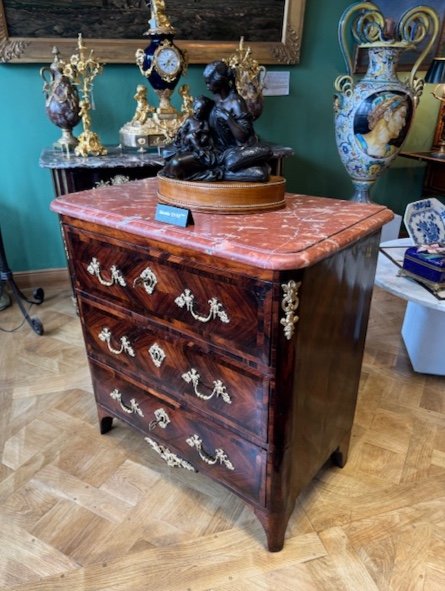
[51,177,392,551]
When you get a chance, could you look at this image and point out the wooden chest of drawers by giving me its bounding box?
[51,177,392,551]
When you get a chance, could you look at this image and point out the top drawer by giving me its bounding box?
[64,226,274,364]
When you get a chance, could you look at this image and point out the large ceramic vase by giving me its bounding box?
[334,2,439,203]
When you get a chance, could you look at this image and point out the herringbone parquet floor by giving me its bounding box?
[0,278,444,591]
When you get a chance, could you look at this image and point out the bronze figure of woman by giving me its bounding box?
[161,60,272,182]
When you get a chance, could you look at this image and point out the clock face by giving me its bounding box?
[155,46,181,80]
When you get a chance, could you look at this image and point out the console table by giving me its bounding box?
[40,145,294,197]
[51,178,392,551]
[39,146,164,197]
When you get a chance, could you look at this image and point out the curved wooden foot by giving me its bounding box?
[253,507,289,552]
[97,406,114,434]
[331,432,351,468]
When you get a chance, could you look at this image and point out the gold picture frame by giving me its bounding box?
[0,0,306,65]
[432,101,445,152]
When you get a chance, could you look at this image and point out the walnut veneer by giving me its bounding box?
[51,177,392,551]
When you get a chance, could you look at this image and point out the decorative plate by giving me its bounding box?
[403,198,445,245]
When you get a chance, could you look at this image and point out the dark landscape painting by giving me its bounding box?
[3,0,286,43]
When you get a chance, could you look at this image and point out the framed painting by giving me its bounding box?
[432,100,445,151]
[353,0,445,73]
[0,0,306,65]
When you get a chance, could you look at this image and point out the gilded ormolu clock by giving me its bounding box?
[120,0,189,150]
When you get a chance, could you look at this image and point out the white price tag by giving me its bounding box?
[262,72,290,96]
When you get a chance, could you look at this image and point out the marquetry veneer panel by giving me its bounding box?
[79,296,270,441]
[90,360,267,504]
[65,226,274,364]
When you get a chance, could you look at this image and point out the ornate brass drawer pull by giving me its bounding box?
[175,289,230,324]
[148,408,170,431]
[87,257,126,287]
[186,434,235,471]
[144,436,196,471]
[182,369,232,404]
[98,327,136,357]
[109,388,144,417]
[133,267,158,295]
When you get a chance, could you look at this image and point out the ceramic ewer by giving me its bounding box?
[333,2,439,203]
[40,47,81,151]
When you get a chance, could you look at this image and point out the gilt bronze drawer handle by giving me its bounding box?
[87,257,126,287]
[144,436,196,471]
[175,289,230,324]
[133,267,158,295]
[148,408,170,431]
[109,388,144,417]
[182,369,232,404]
[186,434,235,471]
[98,327,136,357]
[280,280,301,340]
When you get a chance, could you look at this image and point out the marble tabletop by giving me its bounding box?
[376,238,445,312]
[40,144,294,171]
[51,177,393,271]
[39,146,165,170]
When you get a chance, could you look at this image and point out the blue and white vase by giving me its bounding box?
[334,2,439,203]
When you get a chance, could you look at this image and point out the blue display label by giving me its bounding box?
[155,204,193,227]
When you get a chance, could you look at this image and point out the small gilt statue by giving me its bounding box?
[146,0,175,34]
[131,85,154,125]
[179,84,194,117]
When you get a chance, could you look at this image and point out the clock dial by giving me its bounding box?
[155,46,182,80]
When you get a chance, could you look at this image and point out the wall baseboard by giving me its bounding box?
[13,267,70,291]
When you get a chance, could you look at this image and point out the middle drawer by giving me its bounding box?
[79,296,270,442]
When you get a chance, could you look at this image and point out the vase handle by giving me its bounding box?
[397,7,440,90]
[337,2,383,76]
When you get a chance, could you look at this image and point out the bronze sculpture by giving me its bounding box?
[161,60,272,182]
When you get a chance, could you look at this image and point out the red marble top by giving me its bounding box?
[50,177,393,271]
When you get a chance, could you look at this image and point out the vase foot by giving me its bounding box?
[351,182,373,204]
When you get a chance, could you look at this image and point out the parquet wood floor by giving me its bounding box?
[0,280,444,591]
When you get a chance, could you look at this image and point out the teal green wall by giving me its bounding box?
[0,0,439,272]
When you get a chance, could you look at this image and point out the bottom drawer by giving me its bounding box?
[90,361,267,505]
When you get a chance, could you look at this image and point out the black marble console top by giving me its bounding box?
[39,146,165,170]
[40,143,293,171]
